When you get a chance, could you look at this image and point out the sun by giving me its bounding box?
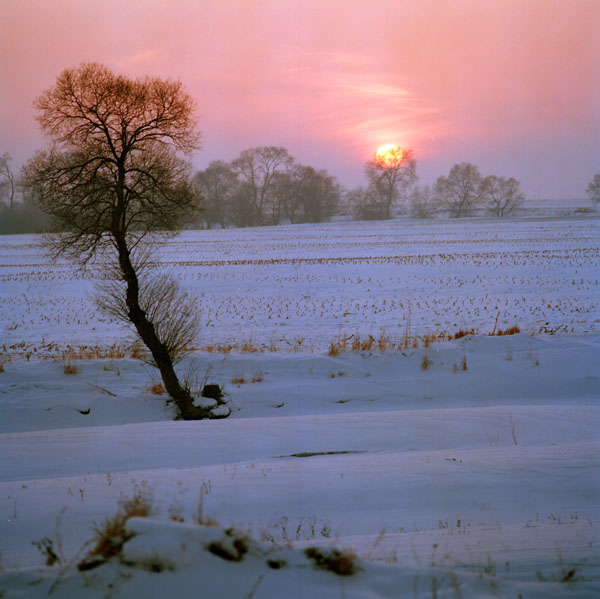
[375,144,403,167]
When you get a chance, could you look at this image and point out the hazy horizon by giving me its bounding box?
[1,0,598,200]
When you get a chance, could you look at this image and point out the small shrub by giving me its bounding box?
[461,354,468,371]
[251,368,264,383]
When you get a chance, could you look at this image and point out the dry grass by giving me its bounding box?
[78,490,154,571]
[62,362,80,375]
[142,381,166,395]
[329,371,346,379]
[326,325,493,357]
[240,338,261,354]
[421,352,432,370]
[420,332,443,348]
[59,344,129,361]
[1,316,525,363]
[329,330,396,356]
[328,340,341,357]
[492,325,521,336]
[452,328,477,340]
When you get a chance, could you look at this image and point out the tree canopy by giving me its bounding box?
[24,62,201,260]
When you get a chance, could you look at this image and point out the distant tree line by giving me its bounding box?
[193,146,342,228]
[193,147,535,228]
[4,141,599,234]
[347,158,527,220]
[0,153,52,234]
[587,173,600,210]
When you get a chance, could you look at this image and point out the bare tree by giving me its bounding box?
[272,169,303,224]
[229,181,257,228]
[587,173,600,210]
[0,153,16,210]
[193,160,238,228]
[347,186,374,220]
[22,62,225,420]
[364,147,417,219]
[231,146,293,226]
[409,185,438,219]
[275,164,340,224]
[484,175,525,217]
[349,186,386,221]
[435,162,487,217]
[300,166,341,223]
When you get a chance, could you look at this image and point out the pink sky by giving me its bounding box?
[1,0,598,198]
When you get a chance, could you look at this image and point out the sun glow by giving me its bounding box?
[375,144,403,167]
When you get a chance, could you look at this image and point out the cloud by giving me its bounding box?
[266,50,454,155]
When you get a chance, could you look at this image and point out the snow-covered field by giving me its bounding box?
[1,215,599,598]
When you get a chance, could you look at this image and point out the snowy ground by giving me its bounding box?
[1,214,599,598]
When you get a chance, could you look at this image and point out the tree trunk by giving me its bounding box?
[114,233,213,420]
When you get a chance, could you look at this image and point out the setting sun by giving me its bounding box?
[375,144,404,167]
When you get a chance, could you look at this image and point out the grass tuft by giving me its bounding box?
[490,324,521,336]
[78,490,153,571]
[63,362,80,375]
[452,328,477,340]
[251,367,264,383]
[143,381,166,395]
[421,352,432,370]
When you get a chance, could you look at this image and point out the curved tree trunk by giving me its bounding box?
[114,233,215,420]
